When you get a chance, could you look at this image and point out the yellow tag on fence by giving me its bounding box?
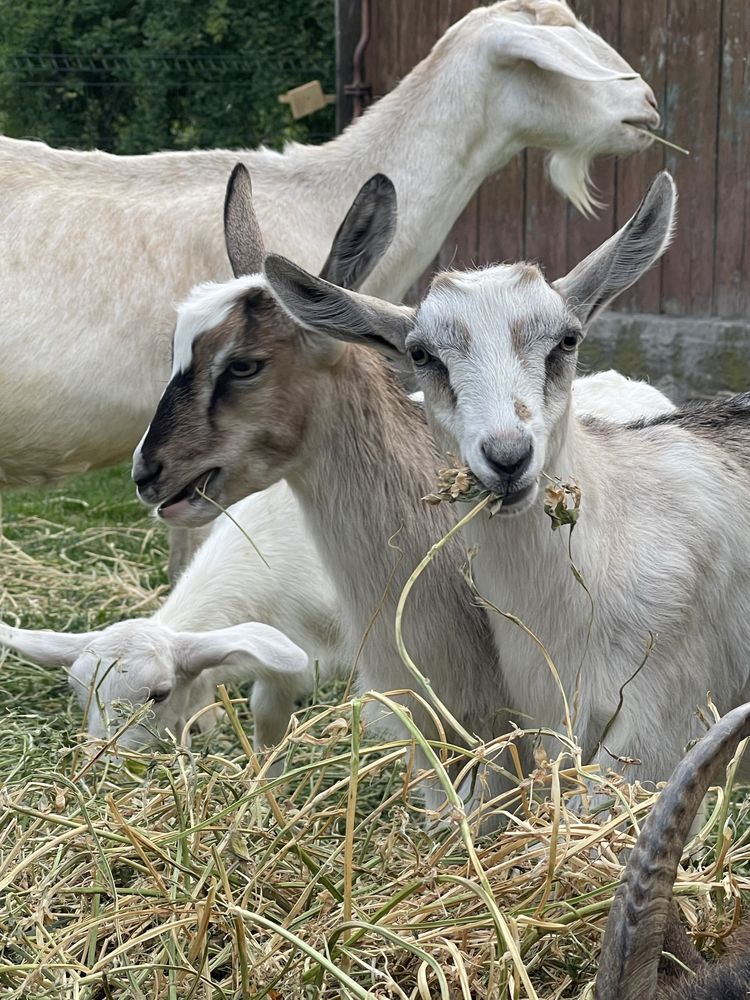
[278,80,336,119]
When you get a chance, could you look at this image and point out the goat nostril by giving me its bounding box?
[134,459,163,489]
[481,441,533,480]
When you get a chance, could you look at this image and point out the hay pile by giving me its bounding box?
[1,503,749,999]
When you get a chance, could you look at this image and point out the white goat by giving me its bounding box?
[267,172,750,787]
[0,0,659,487]
[0,482,347,753]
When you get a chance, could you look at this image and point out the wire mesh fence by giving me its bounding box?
[0,1,336,153]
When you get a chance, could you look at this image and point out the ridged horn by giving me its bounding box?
[595,703,750,1000]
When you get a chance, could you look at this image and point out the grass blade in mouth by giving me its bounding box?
[630,125,690,156]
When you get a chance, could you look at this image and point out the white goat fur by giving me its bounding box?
[279,173,750,787]
[0,481,348,752]
[0,0,658,486]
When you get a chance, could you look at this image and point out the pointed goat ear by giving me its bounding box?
[265,254,415,362]
[319,173,398,290]
[553,172,676,327]
[0,622,97,667]
[224,163,266,278]
[492,23,638,82]
[174,623,309,681]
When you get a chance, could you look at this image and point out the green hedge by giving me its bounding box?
[0,0,335,153]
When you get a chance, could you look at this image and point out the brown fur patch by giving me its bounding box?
[515,263,543,285]
[514,399,532,422]
[510,318,526,356]
[430,272,458,293]
[188,304,244,373]
[520,0,576,26]
[454,319,471,350]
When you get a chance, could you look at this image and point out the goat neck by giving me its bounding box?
[283,345,505,744]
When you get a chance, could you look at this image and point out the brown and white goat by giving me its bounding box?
[132,165,516,824]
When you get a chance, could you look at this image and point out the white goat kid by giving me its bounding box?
[0,0,659,487]
[262,173,750,787]
[0,482,346,754]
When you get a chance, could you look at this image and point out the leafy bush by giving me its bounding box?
[0,0,335,153]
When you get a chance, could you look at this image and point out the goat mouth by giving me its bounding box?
[622,118,661,137]
[475,480,536,513]
[157,468,221,520]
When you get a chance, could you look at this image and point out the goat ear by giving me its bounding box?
[173,623,308,681]
[0,622,96,667]
[319,173,397,290]
[265,254,415,362]
[553,172,676,327]
[224,163,266,278]
[492,23,637,82]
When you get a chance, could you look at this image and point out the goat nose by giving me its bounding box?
[133,456,163,490]
[644,87,661,126]
[481,438,533,481]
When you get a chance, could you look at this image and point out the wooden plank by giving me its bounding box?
[523,149,569,276]
[365,0,400,100]
[713,0,750,318]
[615,0,668,314]
[399,0,437,73]
[478,154,526,267]
[335,0,361,132]
[660,0,722,317]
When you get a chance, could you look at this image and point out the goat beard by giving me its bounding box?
[547,148,602,218]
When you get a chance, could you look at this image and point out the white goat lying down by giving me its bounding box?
[0,482,347,753]
[0,0,659,487]
[265,171,750,787]
[127,166,679,822]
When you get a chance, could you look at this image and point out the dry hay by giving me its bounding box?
[0,510,749,999]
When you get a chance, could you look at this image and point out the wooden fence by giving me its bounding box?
[336,0,750,398]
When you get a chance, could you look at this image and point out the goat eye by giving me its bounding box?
[149,686,172,704]
[228,359,263,379]
[558,331,581,353]
[408,346,433,367]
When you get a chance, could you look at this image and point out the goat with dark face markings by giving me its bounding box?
[134,167,517,826]
[261,172,750,795]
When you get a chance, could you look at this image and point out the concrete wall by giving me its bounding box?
[586,314,750,402]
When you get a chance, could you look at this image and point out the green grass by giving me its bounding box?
[3,464,147,530]
[0,467,749,999]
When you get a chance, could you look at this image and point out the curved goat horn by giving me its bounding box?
[595,703,750,1000]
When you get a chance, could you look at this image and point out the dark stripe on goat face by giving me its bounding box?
[140,369,198,460]
[543,346,575,400]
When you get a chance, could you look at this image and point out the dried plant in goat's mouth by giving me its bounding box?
[422,462,491,506]
[543,478,582,531]
[423,465,584,527]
